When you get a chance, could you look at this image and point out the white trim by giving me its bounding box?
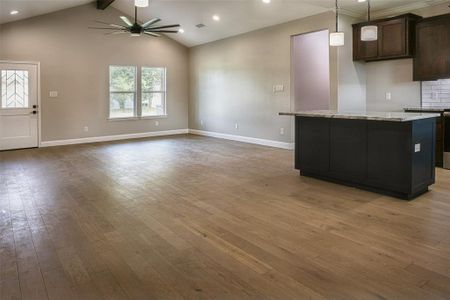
[188,129,294,150]
[40,129,188,147]
[371,1,450,18]
[322,0,450,19]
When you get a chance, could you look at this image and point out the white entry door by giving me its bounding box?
[0,63,39,150]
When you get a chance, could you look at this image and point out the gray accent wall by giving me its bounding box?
[0,3,189,142]
[292,30,330,111]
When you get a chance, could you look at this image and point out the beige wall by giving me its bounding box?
[365,2,450,112]
[338,14,366,112]
[0,3,189,142]
[188,12,339,143]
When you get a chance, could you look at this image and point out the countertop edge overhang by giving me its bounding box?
[404,107,450,112]
[279,111,441,122]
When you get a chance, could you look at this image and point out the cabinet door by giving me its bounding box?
[329,119,367,182]
[297,117,330,173]
[367,122,411,193]
[414,15,450,81]
[378,18,406,58]
[353,25,378,61]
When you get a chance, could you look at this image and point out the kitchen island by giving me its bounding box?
[280,110,440,199]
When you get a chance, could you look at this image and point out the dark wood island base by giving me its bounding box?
[281,111,439,200]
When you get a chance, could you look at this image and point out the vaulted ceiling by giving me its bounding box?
[0,0,448,47]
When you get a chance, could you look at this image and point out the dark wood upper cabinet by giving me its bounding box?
[353,14,422,62]
[413,14,450,81]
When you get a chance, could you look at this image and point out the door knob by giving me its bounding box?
[31,111,37,115]
[33,105,38,109]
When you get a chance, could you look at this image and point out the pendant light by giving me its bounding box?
[361,0,378,41]
[329,0,344,47]
[135,0,149,8]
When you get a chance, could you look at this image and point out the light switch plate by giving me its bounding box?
[49,91,58,98]
[415,143,421,153]
[385,92,392,101]
[273,85,284,93]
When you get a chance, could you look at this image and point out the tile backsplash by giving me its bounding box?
[422,79,450,107]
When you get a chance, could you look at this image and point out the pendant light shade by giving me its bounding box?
[135,0,149,7]
[361,25,378,41]
[360,0,378,41]
[330,0,344,47]
[330,32,345,46]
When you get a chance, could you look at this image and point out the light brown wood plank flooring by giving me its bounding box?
[1,134,450,300]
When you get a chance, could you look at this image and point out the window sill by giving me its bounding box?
[108,115,168,121]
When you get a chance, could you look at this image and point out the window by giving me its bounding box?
[109,66,136,118]
[142,67,166,117]
[1,70,29,108]
[108,66,166,119]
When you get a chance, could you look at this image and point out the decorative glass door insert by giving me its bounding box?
[1,70,29,108]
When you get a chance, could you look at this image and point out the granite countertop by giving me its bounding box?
[279,110,441,122]
[404,107,450,112]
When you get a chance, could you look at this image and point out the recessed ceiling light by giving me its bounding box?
[262,0,271,3]
[178,28,185,33]
[358,0,366,2]
[10,10,19,15]
[212,14,220,21]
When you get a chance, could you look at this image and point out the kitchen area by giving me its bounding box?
[284,5,450,199]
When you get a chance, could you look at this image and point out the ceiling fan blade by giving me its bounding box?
[94,20,126,29]
[88,27,120,30]
[146,24,180,30]
[105,31,128,35]
[144,32,161,37]
[148,30,179,33]
[142,18,161,28]
[120,16,133,27]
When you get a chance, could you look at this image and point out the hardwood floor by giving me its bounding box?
[1,134,450,300]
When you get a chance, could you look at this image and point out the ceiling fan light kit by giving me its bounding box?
[360,0,378,41]
[134,0,149,8]
[90,4,180,38]
[329,0,344,47]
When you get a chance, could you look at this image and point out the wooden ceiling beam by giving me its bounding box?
[97,0,116,10]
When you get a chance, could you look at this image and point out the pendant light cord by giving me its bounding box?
[335,0,339,32]
[135,6,137,24]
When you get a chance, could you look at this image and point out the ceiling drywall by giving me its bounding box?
[1,0,448,47]
[0,0,92,24]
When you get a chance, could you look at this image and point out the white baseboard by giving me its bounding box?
[40,129,189,147]
[188,129,294,150]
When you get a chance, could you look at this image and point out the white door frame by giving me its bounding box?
[0,60,41,148]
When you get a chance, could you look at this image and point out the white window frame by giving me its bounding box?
[108,65,137,119]
[108,65,167,120]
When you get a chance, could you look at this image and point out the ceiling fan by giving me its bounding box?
[89,6,180,37]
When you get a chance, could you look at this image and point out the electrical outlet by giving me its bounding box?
[235,123,239,130]
[155,120,159,126]
[200,120,204,127]
[415,143,421,153]
[83,126,89,132]
[280,128,284,135]
[385,92,392,101]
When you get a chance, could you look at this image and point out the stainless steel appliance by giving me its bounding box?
[444,112,450,170]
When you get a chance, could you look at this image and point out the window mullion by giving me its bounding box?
[136,67,141,117]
